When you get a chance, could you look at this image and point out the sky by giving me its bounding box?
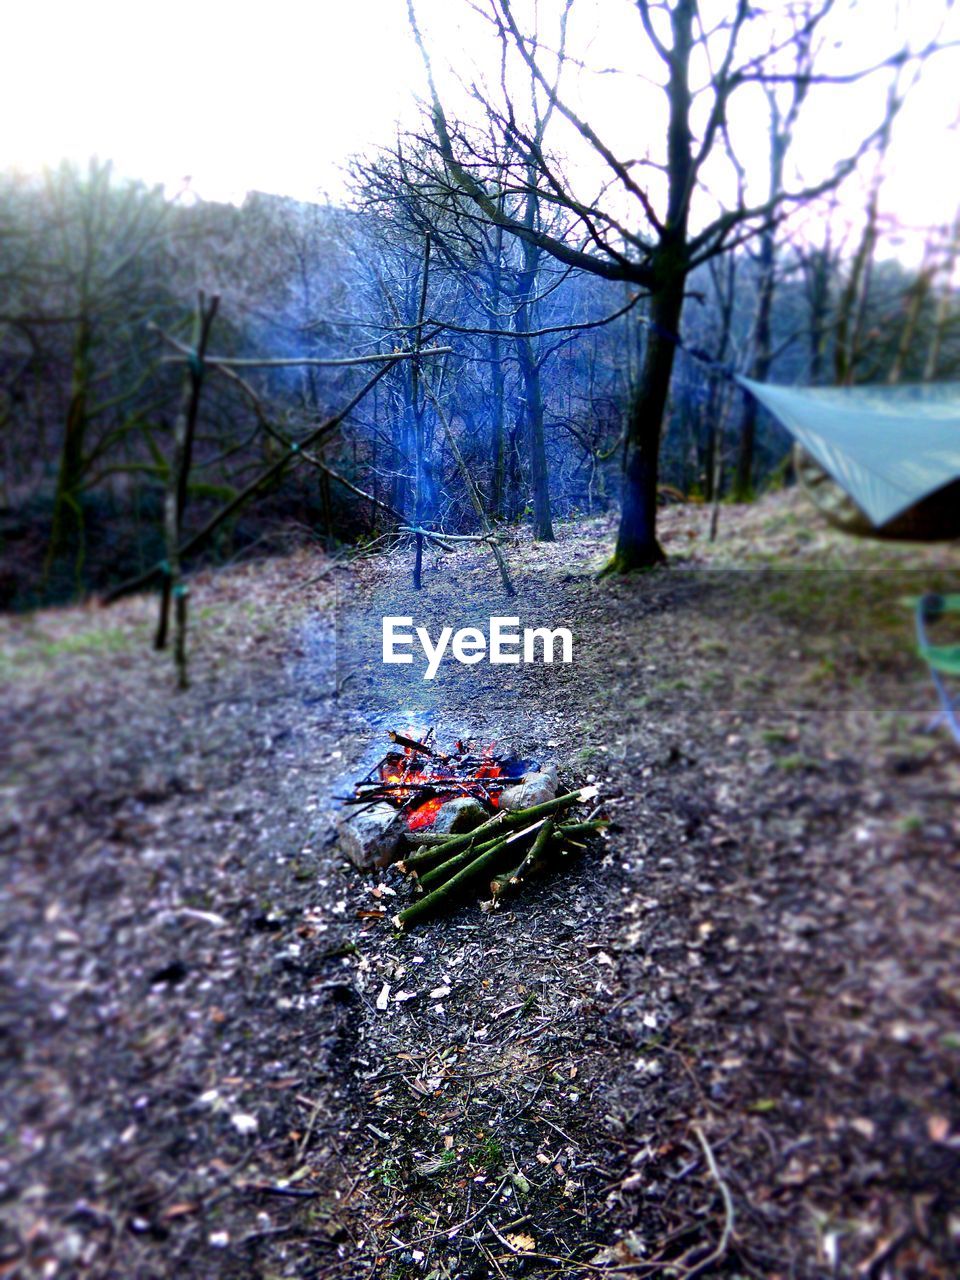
[3,0,958,254]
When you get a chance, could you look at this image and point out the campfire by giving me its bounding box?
[342,729,537,833]
[338,729,604,928]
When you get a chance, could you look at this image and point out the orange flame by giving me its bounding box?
[373,736,504,830]
[407,797,445,830]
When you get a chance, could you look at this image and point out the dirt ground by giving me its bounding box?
[1,494,959,1279]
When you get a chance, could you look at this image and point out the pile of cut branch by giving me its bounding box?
[392,784,603,929]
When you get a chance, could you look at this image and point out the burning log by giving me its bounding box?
[387,729,442,757]
[341,732,529,849]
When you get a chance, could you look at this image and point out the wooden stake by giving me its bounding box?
[156,291,219,688]
[412,234,431,590]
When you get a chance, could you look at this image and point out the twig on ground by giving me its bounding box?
[685,1124,736,1280]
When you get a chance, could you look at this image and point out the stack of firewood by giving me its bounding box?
[391,784,603,929]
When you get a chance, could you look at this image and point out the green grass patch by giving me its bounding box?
[776,753,820,773]
[0,623,142,681]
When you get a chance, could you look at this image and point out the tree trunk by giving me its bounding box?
[608,282,684,571]
[733,106,783,501]
[390,413,411,518]
[515,192,554,541]
[732,401,758,503]
[606,0,694,573]
[835,188,880,385]
[506,421,523,521]
[806,247,831,384]
[517,332,554,541]
[702,400,716,503]
[488,221,506,518]
[924,205,960,380]
[411,235,432,587]
[320,467,334,544]
[888,269,931,385]
[489,332,506,519]
[45,316,92,586]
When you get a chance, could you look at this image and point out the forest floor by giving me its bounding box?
[1,491,959,1280]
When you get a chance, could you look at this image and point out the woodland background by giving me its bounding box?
[2,135,957,610]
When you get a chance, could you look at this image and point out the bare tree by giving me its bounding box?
[408,0,932,569]
[34,162,180,583]
[352,124,563,539]
[732,16,820,500]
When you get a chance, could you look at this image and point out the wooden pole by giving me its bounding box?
[156,291,219,688]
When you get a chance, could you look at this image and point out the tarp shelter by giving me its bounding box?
[738,377,960,534]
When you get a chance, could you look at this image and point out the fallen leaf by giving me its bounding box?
[505,1231,536,1252]
[850,1117,875,1140]
[928,1114,950,1142]
[162,1203,198,1220]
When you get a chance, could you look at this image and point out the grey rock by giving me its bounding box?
[338,802,407,870]
[499,764,558,812]
[432,797,487,835]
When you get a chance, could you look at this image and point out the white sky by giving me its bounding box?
[3,0,958,251]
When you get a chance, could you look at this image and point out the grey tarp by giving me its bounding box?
[738,377,960,527]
